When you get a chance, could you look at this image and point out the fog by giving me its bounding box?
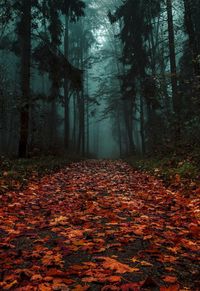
[0,0,199,159]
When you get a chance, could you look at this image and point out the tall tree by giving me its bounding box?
[166,0,179,116]
[18,0,32,157]
[64,15,70,149]
[183,0,200,75]
[109,0,161,154]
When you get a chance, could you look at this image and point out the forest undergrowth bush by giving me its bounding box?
[127,145,200,196]
[0,153,82,194]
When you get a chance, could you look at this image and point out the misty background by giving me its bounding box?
[0,0,200,159]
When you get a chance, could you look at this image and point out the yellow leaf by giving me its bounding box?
[131,257,138,263]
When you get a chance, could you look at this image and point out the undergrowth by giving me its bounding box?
[127,147,200,194]
[0,153,82,194]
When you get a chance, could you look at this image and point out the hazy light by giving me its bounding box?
[93,25,107,47]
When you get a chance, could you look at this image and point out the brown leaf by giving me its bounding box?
[52,282,70,291]
[98,257,139,273]
[101,286,120,291]
[31,274,43,281]
[3,280,18,290]
[46,269,66,278]
[72,285,90,291]
[160,284,180,291]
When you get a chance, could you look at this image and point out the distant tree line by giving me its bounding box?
[107,0,200,155]
[1,0,200,158]
[0,0,92,157]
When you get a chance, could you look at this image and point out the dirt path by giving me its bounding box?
[0,160,199,290]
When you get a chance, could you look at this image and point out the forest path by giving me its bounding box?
[0,160,199,290]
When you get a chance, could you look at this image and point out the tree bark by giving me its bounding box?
[18,0,31,158]
[123,100,135,154]
[140,93,145,155]
[166,0,179,114]
[183,0,200,75]
[64,16,70,149]
[166,0,182,143]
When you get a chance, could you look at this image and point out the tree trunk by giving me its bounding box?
[123,100,135,154]
[166,0,181,143]
[81,94,85,155]
[117,107,122,156]
[78,26,85,156]
[140,94,145,155]
[183,0,200,75]
[77,92,81,154]
[64,16,70,149]
[166,0,179,114]
[86,72,90,156]
[18,0,31,158]
[73,94,77,148]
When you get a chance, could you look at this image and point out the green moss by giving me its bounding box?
[127,154,200,185]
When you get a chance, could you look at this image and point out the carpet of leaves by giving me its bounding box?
[0,160,199,291]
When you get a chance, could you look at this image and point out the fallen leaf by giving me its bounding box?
[120,282,143,291]
[163,276,177,284]
[72,285,90,291]
[52,282,69,291]
[140,261,153,266]
[31,274,43,281]
[101,286,120,291]
[160,284,180,291]
[98,257,139,273]
[3,280,18,290]
[38,283,52,291]
[107,276,121,283]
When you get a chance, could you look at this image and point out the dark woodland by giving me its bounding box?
[0,1,199,290]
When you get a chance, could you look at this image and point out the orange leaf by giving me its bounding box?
[107,276,121,283]
[98,257,138,273]
[31,274,43,281]
[163,276,177,284]
[42,253,64,268]
[53,278,74,285]
[46,269,66,277]
[3,280,18,290]
[38,283,52,291]
[121,282,144,291]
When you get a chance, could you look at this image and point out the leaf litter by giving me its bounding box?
[0,160,199,290]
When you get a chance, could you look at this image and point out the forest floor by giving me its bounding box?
[0,160,199,291]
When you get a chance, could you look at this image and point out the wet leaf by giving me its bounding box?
[98,257,139,273]
[163,276,177,284]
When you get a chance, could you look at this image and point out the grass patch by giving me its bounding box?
[126,151,200,192]
[0,153,82,194]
